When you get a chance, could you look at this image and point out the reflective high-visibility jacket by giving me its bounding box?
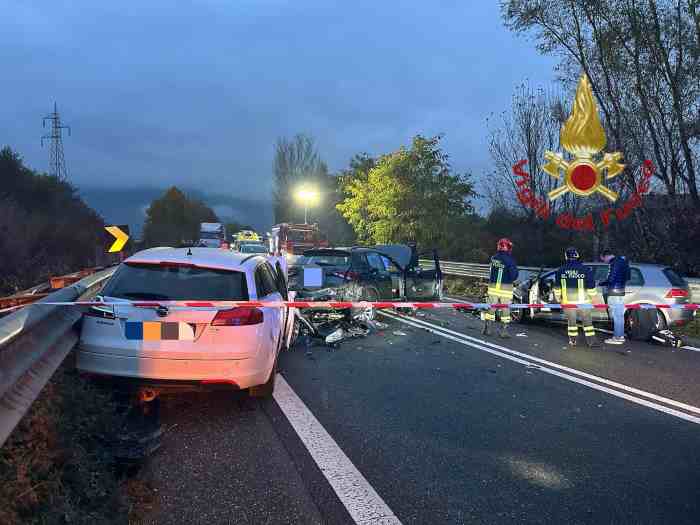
[554,261,596,304]
[487,252,519,299]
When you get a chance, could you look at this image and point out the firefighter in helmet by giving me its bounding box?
[482,238,519,338]
[554,247,600,348]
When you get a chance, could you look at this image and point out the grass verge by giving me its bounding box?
[0,358,139,524]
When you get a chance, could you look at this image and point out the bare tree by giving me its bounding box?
[502,0,700,206]
[273,134,326,223]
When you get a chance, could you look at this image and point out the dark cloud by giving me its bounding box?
[1,1,556,205]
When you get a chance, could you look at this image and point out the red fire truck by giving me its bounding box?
[270,223,328,256]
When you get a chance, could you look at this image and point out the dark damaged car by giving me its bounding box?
[288,245,443,315]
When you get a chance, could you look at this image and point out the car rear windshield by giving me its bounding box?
[102,263,248,300]
[663,268,687,287]
[298,255,350,266]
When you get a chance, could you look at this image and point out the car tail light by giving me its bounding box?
[85,306,116,319]
[211,308,263,326]
[665,288,689,299]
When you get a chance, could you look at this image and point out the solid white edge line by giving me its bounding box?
[392,310,700,416]
[273,374,402,525]
[380,311,700,426]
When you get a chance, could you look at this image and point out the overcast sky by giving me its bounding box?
[2,1,556,203]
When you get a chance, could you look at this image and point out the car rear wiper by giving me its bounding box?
[117,292,172,300]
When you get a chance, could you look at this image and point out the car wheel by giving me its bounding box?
[250,355,277,398]
[653,309,668,331]
[625,307,659,341]
[288,318,301,349]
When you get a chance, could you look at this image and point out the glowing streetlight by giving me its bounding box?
[294,186,320,224]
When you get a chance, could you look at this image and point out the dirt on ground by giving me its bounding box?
[0,357,155,525]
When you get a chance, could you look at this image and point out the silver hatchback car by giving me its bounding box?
[514,263,693,337]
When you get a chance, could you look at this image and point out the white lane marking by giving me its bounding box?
[381,312,700,425]
[395,311,700,416]
[273,375,402,525]
[447,296,619,334]
[682,345,700,352]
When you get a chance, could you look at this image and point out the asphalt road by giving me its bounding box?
[139,308,700,524]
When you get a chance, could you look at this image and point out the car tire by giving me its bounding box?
[625,307,658,341]
[250,355,277,398]
[288,318,301,349]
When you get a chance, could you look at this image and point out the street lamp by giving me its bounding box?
[294,186,320,224]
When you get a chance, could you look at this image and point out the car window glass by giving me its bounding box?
[590,265,609,282]
[366,253,386,272]
[381,256,401,274]
[663,268,687,287]
[103,263,248,300]
[353,254,370,272]
[258,264,278,296]
[629,268,644,286]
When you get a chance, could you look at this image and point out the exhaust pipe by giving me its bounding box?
[138,388,158,403]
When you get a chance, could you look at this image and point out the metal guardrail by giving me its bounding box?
[0,267,116,447]
[421,259,550,280]
[423,259,700,300]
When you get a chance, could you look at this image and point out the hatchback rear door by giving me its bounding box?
[82,261,259,360]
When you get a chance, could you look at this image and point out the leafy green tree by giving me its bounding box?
[338,135,476,252]
[142,187,218,247]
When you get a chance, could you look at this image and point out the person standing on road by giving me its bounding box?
[554,247,600,348]
[482,238,518,338]
[599,250,631,345]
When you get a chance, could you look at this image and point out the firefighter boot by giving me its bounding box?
[481,320,490,336]
[499,324,511,339]
[568,336,578,347]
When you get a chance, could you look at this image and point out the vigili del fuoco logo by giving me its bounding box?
[512,74,654,232]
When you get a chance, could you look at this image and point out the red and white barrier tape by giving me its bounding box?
[24,300,700,311]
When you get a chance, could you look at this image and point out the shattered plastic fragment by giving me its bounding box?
[393,330,408,336]
[325,328,345,344]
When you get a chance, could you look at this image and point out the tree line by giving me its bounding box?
[0,147,106,294]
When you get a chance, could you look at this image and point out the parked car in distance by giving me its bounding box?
[513,262,692,339]
[77,248,293,398]
[198,222,227,248]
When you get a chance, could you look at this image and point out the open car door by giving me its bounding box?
[272,260,297,350]
[404,249,443,301]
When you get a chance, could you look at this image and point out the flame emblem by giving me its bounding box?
[543,74,624,202]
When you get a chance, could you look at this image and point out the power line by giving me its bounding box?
[41,102,71,181]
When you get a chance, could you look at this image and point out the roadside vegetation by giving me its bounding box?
[0,362,134,525]
[0,147,106,295]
